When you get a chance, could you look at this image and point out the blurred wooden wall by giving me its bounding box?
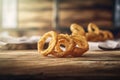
[18,0,53,29]
[18,0,113,34]
[59,0,114,28]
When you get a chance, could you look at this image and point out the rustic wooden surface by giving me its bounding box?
[0,50,120,80]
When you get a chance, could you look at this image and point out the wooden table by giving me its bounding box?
[0,50,120,80]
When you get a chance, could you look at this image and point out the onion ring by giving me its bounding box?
[102,30,114,40]
[70,35,89,57]
[88,23,100,34]
[38,31,58,56]
[99,30,114,41]
[86,32,101,42]
[52,34,75,57]
[70,23,85,36]
[71,47,88,57]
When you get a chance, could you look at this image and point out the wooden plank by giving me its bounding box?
[60,10,112,20]
[0,50,120,77]
[19,2,53,11]
[0,50,120,61]
[0,60,120,76]
[19,21,52,28]
[19,11,52,21]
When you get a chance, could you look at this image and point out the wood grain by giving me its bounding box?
[0,50,120,78]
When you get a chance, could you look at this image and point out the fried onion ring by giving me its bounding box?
[102,30,114,40]
[38,31,57,56]
[52,34,75,57]
[70,23,85,36]
[99,30,114,41]
[86,32,101,42]
[70,35,89,57]
[88,23,100,34]
[71,47,88,57]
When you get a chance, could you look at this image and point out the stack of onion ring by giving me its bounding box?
[70,23,89,56]
[86,23,114,41]
[38,24,89,57]
[37,23,114,57]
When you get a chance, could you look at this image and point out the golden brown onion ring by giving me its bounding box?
[99,30,114,41]
[38,31,58,56]
[71,47,88,57]
[70,23,85,36]
[52,34,75,57]
[71,35,89,57]
[102,30,114,40]
[88,23,100,34]
[85,32,101,42]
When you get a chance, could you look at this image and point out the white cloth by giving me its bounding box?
[98,40,120,50]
